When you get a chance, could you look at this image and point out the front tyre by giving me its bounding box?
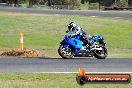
[93,46,108,59]
[58,44,74,59]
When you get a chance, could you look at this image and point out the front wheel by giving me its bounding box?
[58,44,74,59]
[93,46,108,59]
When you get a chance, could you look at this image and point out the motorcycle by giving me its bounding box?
[58,31,108,59]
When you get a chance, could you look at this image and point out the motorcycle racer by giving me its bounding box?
[67,22,91,44]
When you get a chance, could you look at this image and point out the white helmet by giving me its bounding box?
[68,22,76,30]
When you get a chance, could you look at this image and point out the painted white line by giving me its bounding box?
[114,17,122,18]
[90,16,98,18]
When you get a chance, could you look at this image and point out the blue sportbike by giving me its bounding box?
[58,32,108,59]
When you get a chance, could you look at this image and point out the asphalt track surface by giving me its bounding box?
[0,7,132,18]
[0,57,132,73]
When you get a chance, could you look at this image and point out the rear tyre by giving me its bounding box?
[94,46,108,59]
[58,44,74,59]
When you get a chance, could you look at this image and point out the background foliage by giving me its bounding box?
[0,0,131,7]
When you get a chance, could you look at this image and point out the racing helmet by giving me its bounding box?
[68,22,76,31]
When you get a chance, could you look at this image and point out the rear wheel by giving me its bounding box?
[58,44,74,59]
[93,46,108,59]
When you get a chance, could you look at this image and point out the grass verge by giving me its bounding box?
[0,73,131,88]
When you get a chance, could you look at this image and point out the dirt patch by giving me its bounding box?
[0,12,41,16]
[0,48,43,57]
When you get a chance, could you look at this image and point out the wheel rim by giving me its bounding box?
[94,47,107,57]
[60,45,73,57]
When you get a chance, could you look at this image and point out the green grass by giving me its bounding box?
[0,12,132,57]
[0,73,131,88]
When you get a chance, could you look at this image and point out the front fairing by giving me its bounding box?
[68,37,83,49]
[61,34,82,46]
[60,31,80,43]
[60,34,69,44]
[60,33,83,55]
